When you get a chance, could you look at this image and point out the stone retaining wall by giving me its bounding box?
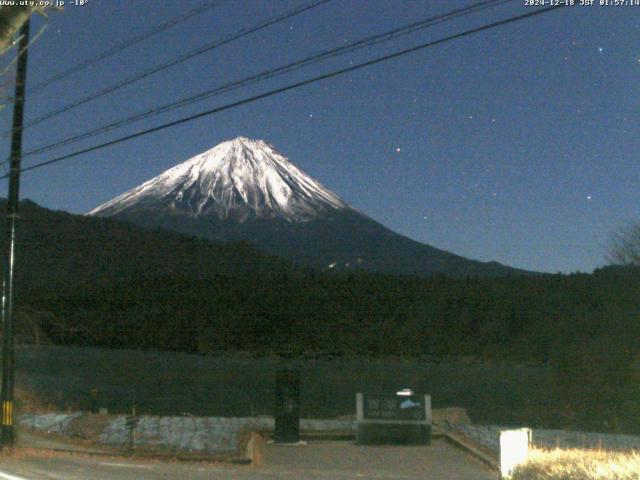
[17,413,355,454]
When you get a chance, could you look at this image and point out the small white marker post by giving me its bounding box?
[500,428,531,479]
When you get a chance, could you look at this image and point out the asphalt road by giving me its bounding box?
[0,440,495,480]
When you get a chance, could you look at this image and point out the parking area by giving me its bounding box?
[260,439,496,480]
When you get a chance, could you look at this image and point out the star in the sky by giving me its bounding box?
[598,47,603,54]
[395,147,401,153]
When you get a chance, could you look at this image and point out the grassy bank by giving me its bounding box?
[512,448,640,480]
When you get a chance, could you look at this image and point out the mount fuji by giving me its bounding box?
[88,137,528,277]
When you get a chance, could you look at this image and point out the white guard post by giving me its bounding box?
[500,428,531,479]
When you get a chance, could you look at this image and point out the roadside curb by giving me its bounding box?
[443,429,499,471]
[10,443,247,464]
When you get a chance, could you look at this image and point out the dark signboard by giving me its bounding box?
[274,369,301,443]
[362,394,426,421]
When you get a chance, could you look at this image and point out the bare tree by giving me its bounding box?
[0,6,37,54]
[607,223,640,265]
[15,307,54,346]
[0,5,59,54]
[0,6,59,109]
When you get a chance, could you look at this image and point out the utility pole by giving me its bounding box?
[1,18,30,448]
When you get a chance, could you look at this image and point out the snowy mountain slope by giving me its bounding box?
[89,137,348,222]
[89,137,531,277]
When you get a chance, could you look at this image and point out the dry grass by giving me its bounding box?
[15,387,58,413]
[512,447,640,480]
[65,413,112,440]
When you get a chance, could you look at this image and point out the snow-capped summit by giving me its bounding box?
[89,137,349,222]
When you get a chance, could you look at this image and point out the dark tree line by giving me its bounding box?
[19,266,639,362]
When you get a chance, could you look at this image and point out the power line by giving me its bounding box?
[22,0,512,158]
[4,5,565,180]
[1,0,333,139]
[28,0,228,94]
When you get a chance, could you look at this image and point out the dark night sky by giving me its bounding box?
[0,0,638,273]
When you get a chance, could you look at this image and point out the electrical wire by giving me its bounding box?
[0,0,333,139]
[2,4,566,179]
[28,0,228,94]
[22,0,512,158]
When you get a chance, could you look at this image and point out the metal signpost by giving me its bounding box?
[125,406,139,451]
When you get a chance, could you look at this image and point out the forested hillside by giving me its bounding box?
[4,200,640,432]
